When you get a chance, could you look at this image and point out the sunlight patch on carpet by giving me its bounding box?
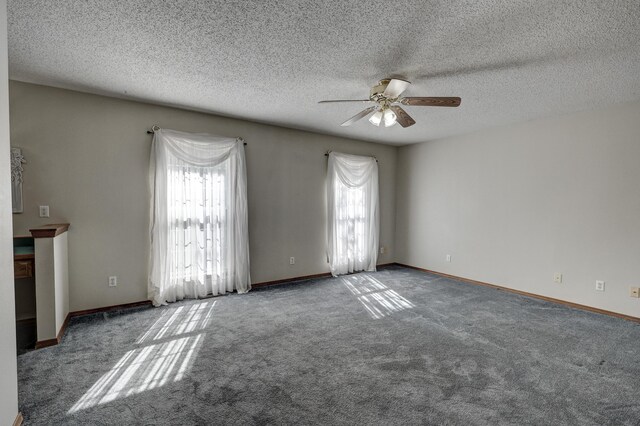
[343,274,414,319]
[136,300,216,344]
[68,301,215,413]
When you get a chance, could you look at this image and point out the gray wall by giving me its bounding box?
[0,0,19,423]
[10,81,397,312]
[396,101,640,317]
[10,80,640,320]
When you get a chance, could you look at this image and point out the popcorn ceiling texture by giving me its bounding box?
[7,1,640,145]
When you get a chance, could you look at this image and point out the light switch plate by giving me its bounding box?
[39,205,50,218]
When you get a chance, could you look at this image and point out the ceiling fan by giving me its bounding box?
[318,78,461,128]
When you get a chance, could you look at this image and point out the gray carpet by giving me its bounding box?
[17,266,640,425]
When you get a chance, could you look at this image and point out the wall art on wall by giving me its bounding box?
[11,147,26,213]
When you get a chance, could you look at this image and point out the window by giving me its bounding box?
[167,161,229,284]
[334,184,368,266]
[327,152,379,276]
[149,129,250,306]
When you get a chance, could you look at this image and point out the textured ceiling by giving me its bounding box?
[7,1,640,145]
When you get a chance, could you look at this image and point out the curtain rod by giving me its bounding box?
[324,150,378,162]
[146,126,247,145]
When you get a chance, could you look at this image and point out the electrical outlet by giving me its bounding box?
[595,280,605,292]
[630,287,640,298]
[553,273,563,284]
[108,276,117,287]
[379,246,385,254]
[446,254,451,262]
[39,205,50,218]
[289,257,295,265]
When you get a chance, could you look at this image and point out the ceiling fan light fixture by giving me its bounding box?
[369,109,383,126]
[383,108,397,127]
[319,78,460,129]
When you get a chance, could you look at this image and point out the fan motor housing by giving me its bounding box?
[370,79,391,101]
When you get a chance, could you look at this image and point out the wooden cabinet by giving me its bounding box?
[14,236,35,279]
[14,258,34,278]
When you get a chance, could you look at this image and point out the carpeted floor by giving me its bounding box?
[17,266,640,425]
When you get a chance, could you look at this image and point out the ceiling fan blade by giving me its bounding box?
[390,106,416,128]
[340,106,378,127]
[400,97,461,107]
[383,79,411,98]
[318,99,371,103]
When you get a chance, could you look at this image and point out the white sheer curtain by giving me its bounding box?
[326,151,379,277]
[149,128,250,306]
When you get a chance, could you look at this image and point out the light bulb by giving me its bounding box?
[383,108,397,127]
[369,110,383,126]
